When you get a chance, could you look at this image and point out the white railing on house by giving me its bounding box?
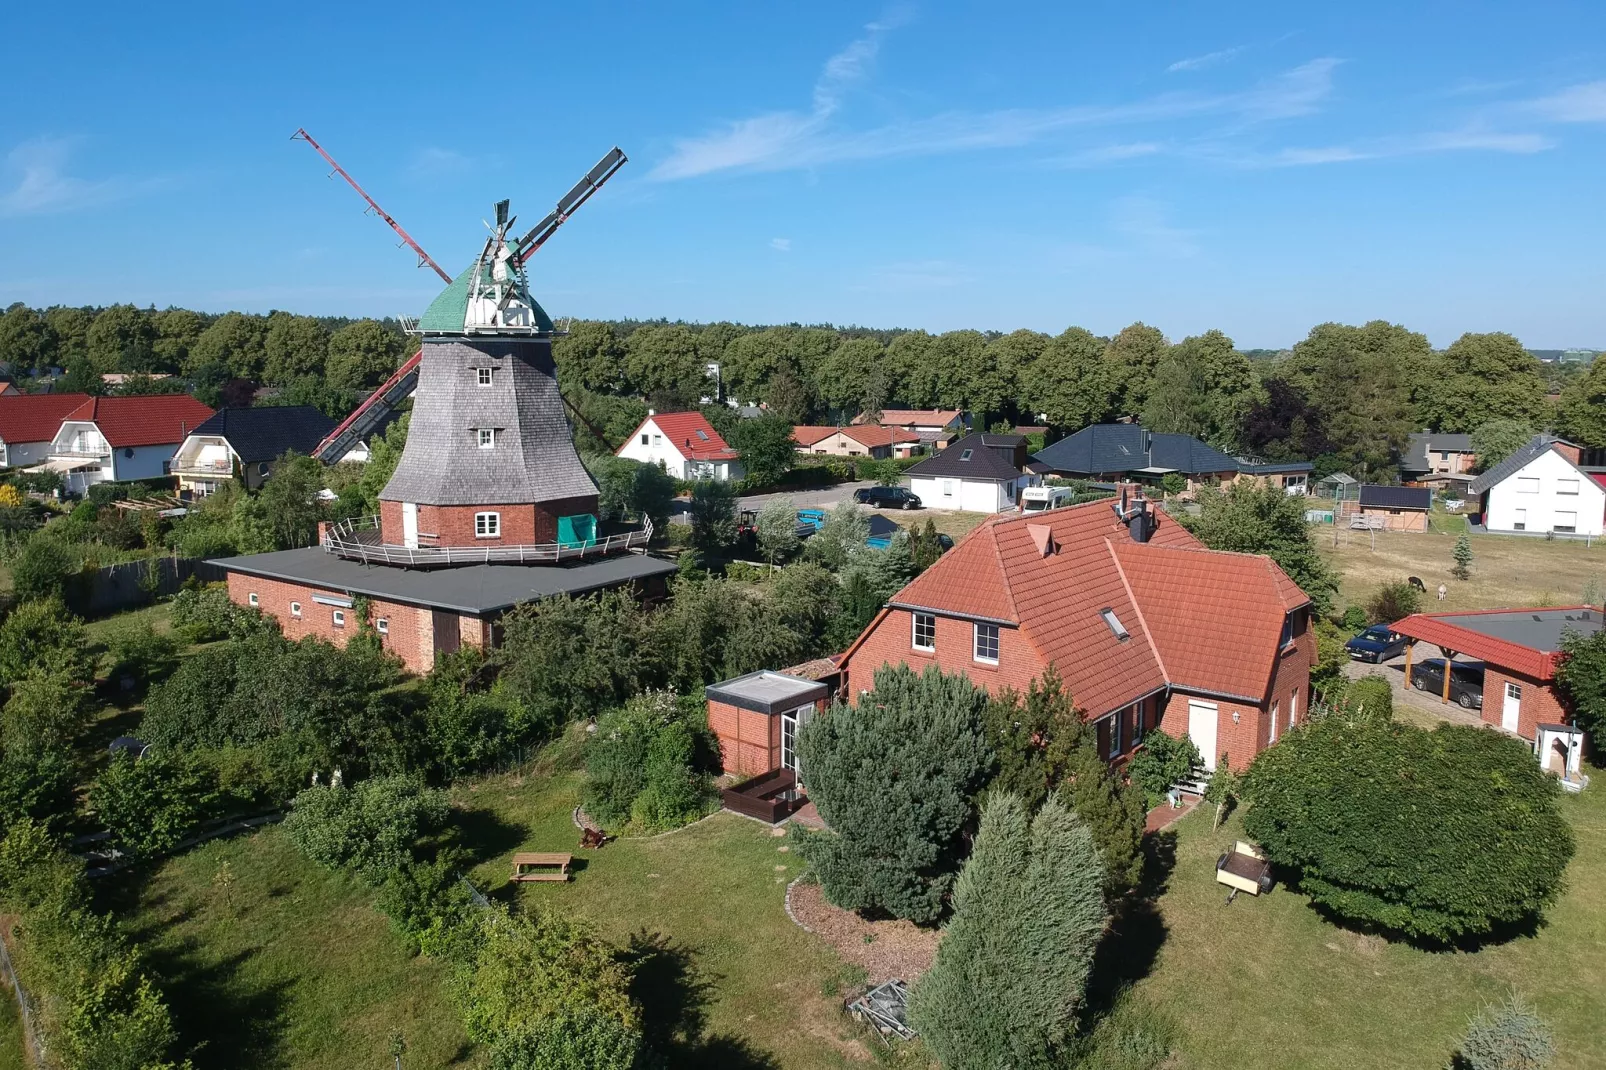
[321,514,653,568]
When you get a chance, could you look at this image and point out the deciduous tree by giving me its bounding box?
[326,318,403,391]
[1184,481,1338,611]
[1471,419,1537,472]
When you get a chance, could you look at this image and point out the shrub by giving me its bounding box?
[10,534,76,605]
[1555,627,1606,741]
[1243,716,1574,942]
[0,597,89,687]
[424,686,527,782]
[488,1014,646,1070]
[90,751,217,859]
[908,792,1108,1069]
[1367,580,1421,624]
[0,747,76,840]
[584,691,713,831]
[1340,605,1368,631]
[1454,993,1555,1070]
[1,668,89,758]
[170,582,267,643]
[794,664,992,923]
[283,775,449,884]
[376,852,477,955]
[1124,730,1202,808]
[103,620,180,699]
[1342,674,1393,721]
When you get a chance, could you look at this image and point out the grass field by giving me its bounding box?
[0,965,24,1070]
[1132,780,1606,1070]
[1319,526,1606,613]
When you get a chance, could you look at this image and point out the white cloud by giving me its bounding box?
[769,237,792,252]
[1048,142,1163,168]
[1256,127,1552,167]
[0,138,133,217]
[1525,81,1606,123]
[650,52,1343,180]
[1167,45,1247,73]
[855,259,969,292]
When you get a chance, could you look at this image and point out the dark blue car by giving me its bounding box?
[1345,624,1408,663]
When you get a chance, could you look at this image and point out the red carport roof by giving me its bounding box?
[1389,606,1602,680]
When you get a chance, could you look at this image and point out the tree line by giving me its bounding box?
[7,300,1604,480]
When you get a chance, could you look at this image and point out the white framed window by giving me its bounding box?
[476,367,493,386]
[376,618,389,635]
[1555,511,1578,534]
[247,592,259,606]
[1110,710,1123,754]
[290,601,302,618]
[1558,478,1580,496]
[332,610,346,629]
[941,480,955,498]
[1289,689,1298,728]
[1516,476,1540,494]
[973,622,999,663]
[1270,701,1280,744]
[1514,508,1527,531]
[477,428,496,449]
[652,433,663,446]
[475,511,501,538]
[912,612,936,652]
[1131,701,1144,745]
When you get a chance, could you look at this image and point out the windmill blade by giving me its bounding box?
[513,147,628,264]
[292,128,453,284]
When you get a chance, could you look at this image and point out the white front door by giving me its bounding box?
[402,502,419,549]
[1187,699,1218,771]
[1502,682,1522,733]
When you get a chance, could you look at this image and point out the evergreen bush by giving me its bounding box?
[1342,673,1394,721]
[283,775,449,885]
[1454,993,1555,1070]
[1125,730,1202,808]
[584,691,713,831]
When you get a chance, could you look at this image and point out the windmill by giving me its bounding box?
[291,129,627,463]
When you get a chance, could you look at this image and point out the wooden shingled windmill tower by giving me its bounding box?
[292,131,641,565]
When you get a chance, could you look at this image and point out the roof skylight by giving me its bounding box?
[1100,607,1130,641]
[960,449,973,460]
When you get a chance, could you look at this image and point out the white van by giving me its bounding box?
[1020,485,1075,513]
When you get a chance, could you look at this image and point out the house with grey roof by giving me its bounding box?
[905,433,1038,512]
[1400,431,1477,489]
[1468,434,1605,537]
[1032,423,1312,493]
[172,405,336,495]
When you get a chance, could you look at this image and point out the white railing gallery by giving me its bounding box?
[321,514,652,567]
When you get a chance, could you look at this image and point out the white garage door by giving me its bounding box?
[1187,699,1218,771]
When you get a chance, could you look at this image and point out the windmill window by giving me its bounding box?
[290,601,302,618]
[376,618,389,635]
[332,610,346,629]
[477,428,496,449]
[476,368,493,386]
[912,612,936,652]
[247,592,259,607]
[475,512,501,538]
[1100,607,1130,640]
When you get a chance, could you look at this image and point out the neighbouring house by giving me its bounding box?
[1032,424,1243,488]
[615,410,744,481]
[1390,606,1595,783]
[214,202,676,674]
[905,434,1039,513]
[705,669,831,822]
[854,408,968,448]
[1468,434,1605,537]
[172,405,337,496]
[1356,484,1433,531]
[0,392,91,468]
[837,494,1314,772]
[101,372,173,387]
[0,381,21,397]
[1401,432,1477,489]
[1236,461,1315,495]
[45,395,216,495]
[791,424,922,459]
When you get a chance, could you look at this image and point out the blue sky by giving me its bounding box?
[3,1,1605,348]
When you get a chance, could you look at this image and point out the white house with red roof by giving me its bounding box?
[0,393,91,468]
[48,395,215,494]
[616,410,744,481]
[837,493,1314,772]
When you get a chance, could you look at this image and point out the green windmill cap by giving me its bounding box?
[417,260,556,334]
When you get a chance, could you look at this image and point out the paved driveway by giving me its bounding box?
[669,481,876,524]
[1340,651,1486,728]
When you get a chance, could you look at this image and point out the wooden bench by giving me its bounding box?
[510,852,572,883]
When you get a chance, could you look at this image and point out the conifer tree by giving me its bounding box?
[908,792,1109,1069]
[1453,533,1474,581]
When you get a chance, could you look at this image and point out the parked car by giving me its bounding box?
[1345,625,1408,663]
[1409,658,1485,709]
[854,486,923,510]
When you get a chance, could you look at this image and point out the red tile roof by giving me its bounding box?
[853,408,962,427]
[0,393,92,444]
[868,498,1311,711]
[792,425,840,447]
[1390,607,1597,681]
[626,412,739,461]
[62,395,216,448]
[844,425,921,449]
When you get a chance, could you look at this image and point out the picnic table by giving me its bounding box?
[510,852,572,883]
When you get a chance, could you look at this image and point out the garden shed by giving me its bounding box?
[1317,472,1360,502]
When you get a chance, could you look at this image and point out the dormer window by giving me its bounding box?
[1100,607,1129,641]
[477,428,496,449]
[477,368,494,387]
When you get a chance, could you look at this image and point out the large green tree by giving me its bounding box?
[727,414,795,486]
[622,324,709,408]
[1104,321,1169,418]
[190,310,269,380]
[794,663,992,922]
[86,303,157,374]
[553,320,626,393]
[1287,321,1422,478]
[1470,419,1537,472]
[0,303,57,373]
[1184,480,1338,611]
[1244,714,1574,942]
[263,312,331,384]
[1022,327,1116,430]
[1415,333,1547,433]
[907,792,1108,1069]
[1555,627,1606,740]
[325,318,403,391]
[1556,355,1606,447]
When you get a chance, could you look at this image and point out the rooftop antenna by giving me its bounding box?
[291,128,453,284]
[512,147,628,265]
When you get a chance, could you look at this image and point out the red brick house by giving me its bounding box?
[838,494,1315,772]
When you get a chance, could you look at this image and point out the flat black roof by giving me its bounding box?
[1433,608,1602,653]
[210,546,678,616]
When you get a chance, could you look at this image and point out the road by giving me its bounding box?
[669,481,875,524]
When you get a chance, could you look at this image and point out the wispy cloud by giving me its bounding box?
[651,46,1342,180]
[408,146,474,178]
[1109,196,1200,258]
[1167,45,1247,74]
[769,237,792,252]
[1048,142,1163,168]
[1525,81,1606,123]
[1253,127,1552,167]
[854,259,969,293]
[0,138,149,217]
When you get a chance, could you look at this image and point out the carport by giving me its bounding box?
[1390,606,1598,742]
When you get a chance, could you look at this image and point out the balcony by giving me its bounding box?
[321,514,653,568]
[171,459,234,478]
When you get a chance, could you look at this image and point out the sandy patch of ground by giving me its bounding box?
[786,880,942,985]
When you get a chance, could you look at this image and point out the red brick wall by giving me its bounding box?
[845,608,1042,699]
[379,499,403,544]
[1478,666,1566,742]
[707,700,783,777]
[377,496,602,547]
[1554,442,1582,465]
[225,572,476,674]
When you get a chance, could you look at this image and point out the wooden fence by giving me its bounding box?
[75,556,227,616]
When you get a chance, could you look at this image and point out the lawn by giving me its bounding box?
[1319,526,1606,613]
[1131,778,1606,1070]
[890,509,990,542]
